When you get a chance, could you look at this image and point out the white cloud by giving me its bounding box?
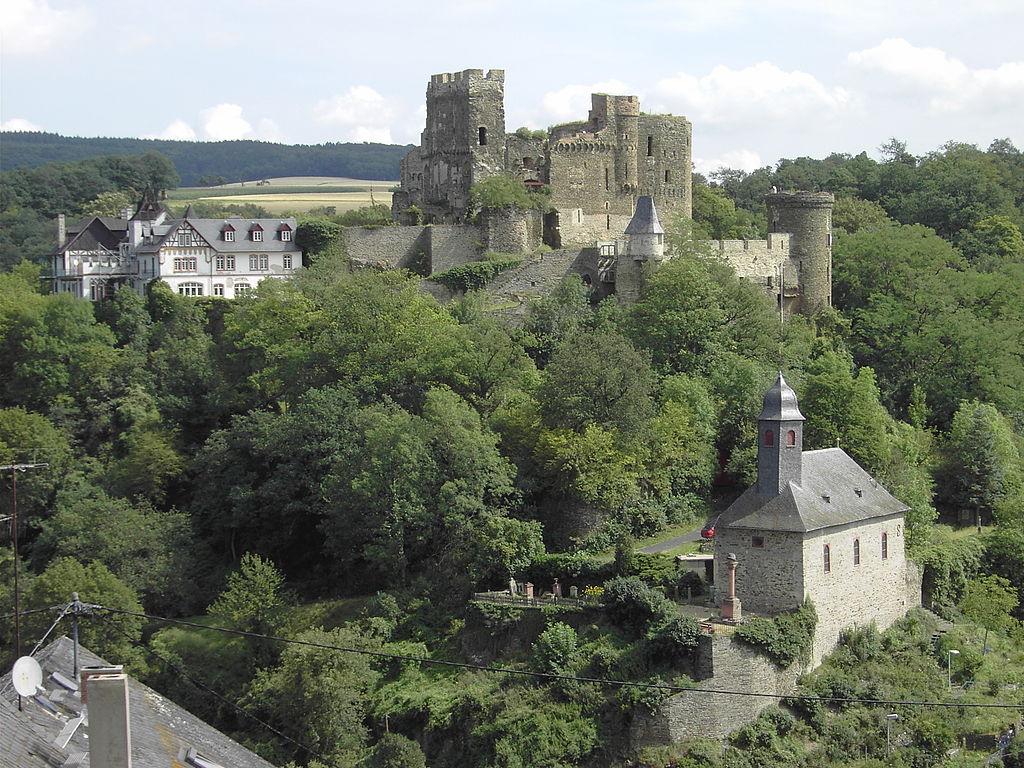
[694,149,763,175]
[255,118,283,142]
[848,38,1024,114]
[0,0,91,57]
[1,117,42,132]
[650,63,851,126]
[201,104,253,141]
[144,120,198,141]
[313,85,397,143]
[538,80,632,124]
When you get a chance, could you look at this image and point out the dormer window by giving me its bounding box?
[250,224,263,242]
[279,225,292,242]
[223,225,235,242]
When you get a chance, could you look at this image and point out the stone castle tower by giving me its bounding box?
[615,195,666,303]
[766,192,834,314]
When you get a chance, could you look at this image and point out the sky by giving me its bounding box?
[1,0,1022,175]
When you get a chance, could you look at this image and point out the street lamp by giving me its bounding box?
[947,649,960,690]
[886,713,900,756]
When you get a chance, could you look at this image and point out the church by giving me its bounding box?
[713,373,920,665]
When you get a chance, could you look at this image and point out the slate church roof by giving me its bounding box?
[719,447,909,533]
[0,635,276,768]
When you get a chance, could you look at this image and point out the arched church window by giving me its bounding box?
[853,538,861,565]
[786,430,796,446]
[823,544,831,573]
[764,429,774,446]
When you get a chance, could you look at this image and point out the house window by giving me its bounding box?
[213,284,224,296]
[251,227,263,242]
[283,253,293,269]
[178,282,203,296]
[223,228,235,242]
[249,254,268,270]
[881,532,888,560]
[280,228,292,241]
[823,544,831,573]
[751,536,764,548]
[176,228,195,246]
[853,538,861,565]
[235,283,252,296]
[215,254,236,270]
[786,429,796,446]
[174,257,197,272]
[764,429,774,446]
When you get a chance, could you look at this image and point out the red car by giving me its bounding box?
[701,522,715,539]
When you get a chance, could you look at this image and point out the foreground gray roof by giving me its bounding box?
[0,636,276,768]
[624,195,665,235]
[719,448,909,533]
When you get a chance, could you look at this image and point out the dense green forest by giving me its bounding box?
[1,137,1023,767]
[1,131,409,185]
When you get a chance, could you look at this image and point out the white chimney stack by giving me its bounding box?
[84,669,133,768]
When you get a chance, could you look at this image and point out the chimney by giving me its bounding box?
[83,668,132,768]
[58,214,67,248]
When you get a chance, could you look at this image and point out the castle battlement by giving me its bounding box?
[428,68,505,89]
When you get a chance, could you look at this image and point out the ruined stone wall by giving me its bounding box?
[485,247,600,306]
[714,528,807,615]
[342,225,482,274]
[631,635,808,746]
[801,515,909,666]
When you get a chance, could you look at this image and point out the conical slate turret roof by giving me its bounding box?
[758,372,804,421]
[624,195,664,235]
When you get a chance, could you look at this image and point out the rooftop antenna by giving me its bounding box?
[3,460,50,659]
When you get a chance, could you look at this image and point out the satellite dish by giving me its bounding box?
[12,656,43,697]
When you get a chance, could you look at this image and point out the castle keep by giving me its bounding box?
[363,69,834,315]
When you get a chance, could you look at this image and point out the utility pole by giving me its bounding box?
[3,461,49,658]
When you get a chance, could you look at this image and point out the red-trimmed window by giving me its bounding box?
[223,225,235,242]
[787,429,796,446]
[250,224,263,242]
[279,225,292,241]
[764,429,774,446]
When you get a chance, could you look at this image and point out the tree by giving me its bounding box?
[958,574,1019,652]
[533,621,579,675]
[361,733,427,768]
[469,173,547,213]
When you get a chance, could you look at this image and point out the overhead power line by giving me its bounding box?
[95,606,1024,711]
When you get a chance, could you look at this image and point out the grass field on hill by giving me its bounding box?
[168,176,397,214]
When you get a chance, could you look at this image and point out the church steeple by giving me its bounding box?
[756,372,805,496]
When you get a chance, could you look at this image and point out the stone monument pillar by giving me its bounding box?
[721,552,742,622]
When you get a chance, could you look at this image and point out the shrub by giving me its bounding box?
[647,615,702,664]
[603,577,676,636]
[430,258,521,292]
[533,621,579,675]
[734,599,817,666]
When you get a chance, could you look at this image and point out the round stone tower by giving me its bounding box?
[766,191,834,314]
[616,195,665,303]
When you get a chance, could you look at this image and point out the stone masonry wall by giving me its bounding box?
[485,248,598,305]
[631,635,808,747]
[343,225,483,274]
[801,515,909,666]
[428,226,483,272]
[715,528,806,615]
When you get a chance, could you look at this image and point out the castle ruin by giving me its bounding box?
[352,69,834,315]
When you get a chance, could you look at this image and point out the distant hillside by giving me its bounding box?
[0,132,411,186]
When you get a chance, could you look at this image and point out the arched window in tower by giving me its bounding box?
[853,538,861,565]
[764,429,774,446]
[478,127,487,146]
[786,429,796,446]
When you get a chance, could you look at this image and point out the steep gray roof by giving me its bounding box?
[624,195,664,235]
[0,636,276,768]
[758,372,804,421]
[719,448,908,533]
[136,217,301,256]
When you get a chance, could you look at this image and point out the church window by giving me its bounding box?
[853,538,861,565]
[823,544,831,573]
[787,430,796,446]
[751,536,764,548]
[764,429,774,446]
[881,532,888,560]
[479,127,487,146]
